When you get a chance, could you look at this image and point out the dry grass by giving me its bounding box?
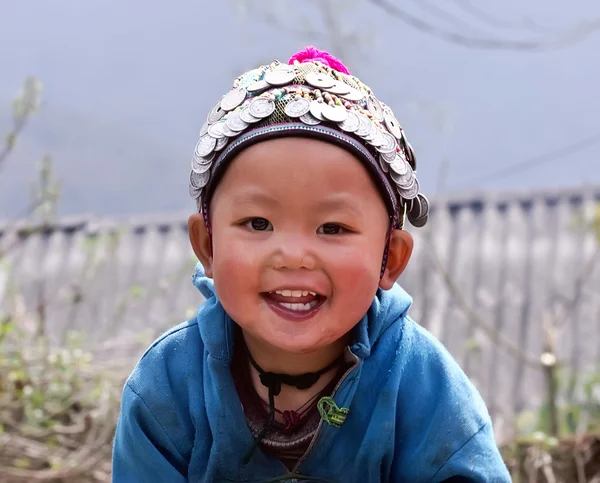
[503,434,600,482]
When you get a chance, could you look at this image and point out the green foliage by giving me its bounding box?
[515,366,600,440]
[1,323,97,430]
[592,203,600,243]
[31,154,61,224]
[0,298,122,479]
[0,78,123,481]
[1,77,43,168]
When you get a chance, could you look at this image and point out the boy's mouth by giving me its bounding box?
[261,289,326,320]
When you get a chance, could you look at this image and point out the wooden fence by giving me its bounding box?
[1,185,599,442]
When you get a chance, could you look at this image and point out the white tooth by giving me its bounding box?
[309,291,316,296]
[291,290,303,298]
[282,290,292,297]
[302,291,309,297]
[280,302,312,311]
[309,300,318,309]
[276,290,283,295]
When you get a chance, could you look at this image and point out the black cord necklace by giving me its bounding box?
[247,350,343,396]
[243,348,344,464]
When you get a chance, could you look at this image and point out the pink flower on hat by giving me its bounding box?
[288,46,351,75]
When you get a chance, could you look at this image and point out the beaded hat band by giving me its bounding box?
[189,47,429,229]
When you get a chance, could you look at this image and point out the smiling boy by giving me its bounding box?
[112,47,511,482]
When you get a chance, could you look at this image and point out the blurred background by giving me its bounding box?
[0,0,599,481]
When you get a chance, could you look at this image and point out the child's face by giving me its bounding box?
[191,137,412,355]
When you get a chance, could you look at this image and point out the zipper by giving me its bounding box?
[291,347,360,473]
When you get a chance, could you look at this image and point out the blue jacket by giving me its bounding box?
[112,265,511,482]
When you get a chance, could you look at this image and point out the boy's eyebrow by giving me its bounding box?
[316,196,359,212]
[230,191,281,207]
[230,191,363,215]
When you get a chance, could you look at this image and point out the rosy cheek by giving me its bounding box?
[326,247,380,296]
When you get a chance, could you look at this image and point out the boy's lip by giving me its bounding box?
[262,293,326,322]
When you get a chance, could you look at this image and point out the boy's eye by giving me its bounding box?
[318,223,344,235]
[244,217,273,231]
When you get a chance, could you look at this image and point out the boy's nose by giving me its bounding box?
[271,236,317,271]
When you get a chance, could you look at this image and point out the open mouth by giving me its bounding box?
[261,289,326,320]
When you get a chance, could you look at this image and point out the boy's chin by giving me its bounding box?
[245,323,347,357]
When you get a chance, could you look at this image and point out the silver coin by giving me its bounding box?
[338,110,360,132]
[407,195,422,219]
[409,213,428,228]
[376,130,391,148]
[373,130,387,148]
[341,87,364,101]
[384,111,402,139]
[249,97,275,119]
[399,169,416,187]
[390,167,413,185]
[191,158,212,174]
[390,154,409,175]
[299,112,321,125]
[208,122,226,139]
[356,113,373,137]
[395,173,415,190]
[226,111,249,132]
[214,136,229,151]
[221,122,238,138]
[367,94,384,121]
[285,97,311,118]
[221,87,247,112]
[405,142,417,170]
[199,121,209,137]
[247,79,271,94]
[309,100,326,121]
[367,128,383,146]
[364,126,378,143]
[305,71,335,89]
[195,135,217,157]
[321,104,348,123]
[376,132,397,154]
[208,97,226,124]
[273,64,295,73]
[325,80,351,96]
[397,178,420,200]
[380,150,396,164]
[378,155,389,173]
[189,183,202,199]
[193,151,215,166]
[409,195,429,221]
[190,169,210,190]
[240,107,260,123]
[264,69,296,86]
[417,193,429,218]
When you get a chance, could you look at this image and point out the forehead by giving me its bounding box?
[212,137,386,208]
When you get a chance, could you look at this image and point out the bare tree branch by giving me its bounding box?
[420,224,543,369]
[233,0,323,39]
[370,0,600,51]
[452,0,555,33]
[0,118,27,170]
[411,0,490,35]
[555,243,600,332]
[0,77,42,177]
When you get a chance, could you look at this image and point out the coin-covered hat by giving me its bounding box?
[189,46,429,229]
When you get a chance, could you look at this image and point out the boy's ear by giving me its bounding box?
[379,229,414,290]
[188,214,213,278]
